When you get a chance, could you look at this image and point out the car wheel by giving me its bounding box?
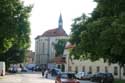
[100,79,104,83]
[90,78,93,82]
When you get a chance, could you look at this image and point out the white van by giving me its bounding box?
[0,62,5,76]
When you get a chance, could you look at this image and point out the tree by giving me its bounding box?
[70,0,125,78]
[0,0,31,53]
[0,0,32,67]
[54,39,67,71]
[70,14,89,59]
[54,39,67,57]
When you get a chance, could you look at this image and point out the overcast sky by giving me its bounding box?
[23,0,97,51]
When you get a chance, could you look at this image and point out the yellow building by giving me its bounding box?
[64,43,125,80]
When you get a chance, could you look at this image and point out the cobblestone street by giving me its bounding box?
[0,72,94,83]
[0,72,54,83]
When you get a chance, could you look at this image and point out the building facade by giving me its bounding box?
[64,43,125,80]
[25,50,35,64]
[35,14,68,65]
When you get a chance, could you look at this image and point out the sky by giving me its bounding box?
[23,0,97,52]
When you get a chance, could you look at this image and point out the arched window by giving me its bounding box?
[97,66,100,72]
[114,66,118,75]
[89,66,92,74]
[105,66,108,73]
[123,66,125,76]
[82,66,85,72]
[75,66,78,73]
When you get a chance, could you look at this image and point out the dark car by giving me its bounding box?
[104,73,114,83]
[55,72,80,83]
[91,72,114,83]
[51,68,61,76]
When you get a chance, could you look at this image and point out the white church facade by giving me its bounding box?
[34,14,68,65]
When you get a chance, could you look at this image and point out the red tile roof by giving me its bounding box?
[65,44,75,49]
[35,28,67,39]
[42,28,67,37]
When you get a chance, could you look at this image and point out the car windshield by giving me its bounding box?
[105,73,113,77]
[61,73,75,79]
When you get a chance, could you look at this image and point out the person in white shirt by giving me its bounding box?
[44,69,48,78]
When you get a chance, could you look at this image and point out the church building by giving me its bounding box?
[34,14,68,66]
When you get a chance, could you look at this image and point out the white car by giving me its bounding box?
[17,67,22,72]
[75,72,88,80]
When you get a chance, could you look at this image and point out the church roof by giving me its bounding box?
[35,28,68,39]
[35,13,67,39]
[42,28,67,37]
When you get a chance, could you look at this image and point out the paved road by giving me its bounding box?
[0,72,94,83]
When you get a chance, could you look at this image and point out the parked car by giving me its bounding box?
[90,72,114,83]
[104,73,114,83]
[17,67,22,72]
[0,62,5,76]
[34,65,41,71]
[21,67,28,72]
[75,72,91,80]
[26,64,36,70]
[83,73,92,80]
[55,72,80,83]
[51,68,61,76]
[75,72,85,79]
[8,64,18,73]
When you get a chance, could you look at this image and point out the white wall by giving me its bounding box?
[35,36,68,64]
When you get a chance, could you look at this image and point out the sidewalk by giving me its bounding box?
[41,73,56,80]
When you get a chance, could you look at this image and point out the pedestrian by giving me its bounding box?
[32,67,34,72]
[41,68,44,77]
[44,69,48,78]
[51,69,54,76]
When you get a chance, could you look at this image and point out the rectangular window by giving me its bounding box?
[114,66,118,76]
[75,66,78,73]
[89,66,92,74]
[123,66,125,76]
[97,66,100,72]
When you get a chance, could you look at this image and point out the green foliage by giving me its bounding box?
[115,79,125,83]
[0,0,32,53]
[0,0,32,64]
[70,0,125,65]
[54,39,67,56]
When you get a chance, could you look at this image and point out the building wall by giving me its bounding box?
[35,37,49,64]
[64,48,125,80]
[35,36,68,65]
[26,50,35,64]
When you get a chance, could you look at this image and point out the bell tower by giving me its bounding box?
[58,13,63,29]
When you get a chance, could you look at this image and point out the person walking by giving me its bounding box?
[44,69,48,78]
[41,68,45,77]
